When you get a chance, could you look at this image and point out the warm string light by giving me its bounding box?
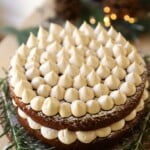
[110,13,117,20]
[89,16,96,24]
[103,16,111,27]
[103,6,110,13]
[123,14,136,23]
[103,5,136,26]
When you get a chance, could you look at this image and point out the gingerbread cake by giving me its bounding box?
[9,21,149,149]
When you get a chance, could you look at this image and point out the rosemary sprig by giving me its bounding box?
[134,110,150,150]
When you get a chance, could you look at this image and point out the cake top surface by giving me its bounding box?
[9,21,146,118]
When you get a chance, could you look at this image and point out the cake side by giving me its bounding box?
[9,72,147,131]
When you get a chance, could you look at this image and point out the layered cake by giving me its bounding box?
[9,21,149,149]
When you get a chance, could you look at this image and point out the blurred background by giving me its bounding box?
[0,0,150,148]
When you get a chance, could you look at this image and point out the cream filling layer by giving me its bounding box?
[18,96,146,145]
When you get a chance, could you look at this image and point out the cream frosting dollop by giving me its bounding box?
[69,52,84,67]
[18,108,28,119]
[39,61,58,76]
[110,119,125,131]
[96,127,111,137]
[14,80,31,97]
[25,62,40,70]
[98,95,114,110]
[80,64,93,76]
[42,97,60,116]
[31,77,45,89]
[120,82,136,96]
[79,86,94,101]
[115,55,130,69]
[59,102,72,117]
[104,75,120,90]
[68,46,84,57]
[77,45,87,56]
[112,44,126,57]
[37,26,48,40]
[58,74,73,88]
[89,40,100,51]
[38,39,48,49]
[76,131,96,144]
[85,49,97,57]
[65,21,76,35]
[86,56,99,69]
[47,32,61,43]
[10,72,26,87]
[105,38,114,49]
[125,72,142,86]
[96,64,110,79]
[145,81,149,88]
[128,51,143,64]
[86,100,101,114]
[110,90,127,105]
[44,71,58,86]
[64,64,79,77]
[57,58,68,74]
[125,110,137,121]
[73,74,87,89]
[107,26,118,39]
[142,89,149,101]
[112,66,126,80]
[73,29,89,46]
[17,44,30,57]
[71,100,86,117]
[27,117,41,130]
[27,49,41,62]
[127,62,144,75]
[37,84,51,97]
[30,96,45,111]
[49,23,63,35]
[10,53,25,67]
[97,46,112,58]
[115,33,126,45]
[29,47,43,56]
[46,42,61,55]
[87,70,101,87]
[124,42,133,55]
[41,126,58,140]
[40,51,56,64]
[51,85,65,100]
[79,22,95,37]
[64,88,79,102]
[94,23,105,35]
[63,35,74,49]
[22,89,36,104]
[10,64,24,75]
[25,68,40,80]
[58,129,76,145]
[56,48,70,61]
[101,56,116,69]
[26,33,38,48]
[97,30,109,44]
[136,99,144,112]
[93,83,109,97]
